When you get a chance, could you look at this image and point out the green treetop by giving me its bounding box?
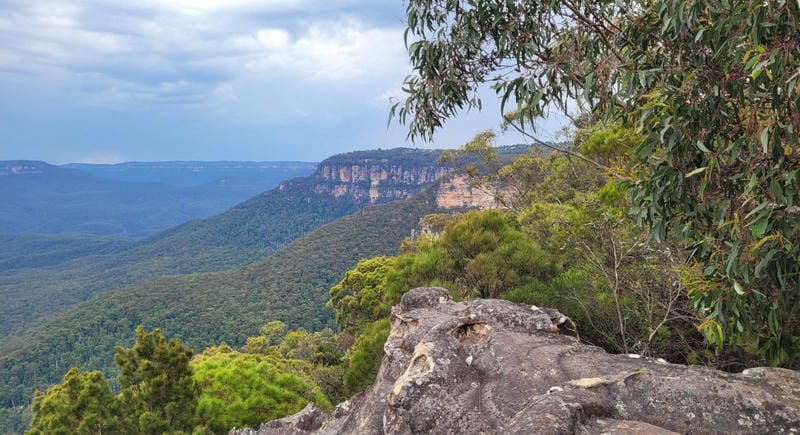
[115,326,199,433]
[395,0,800,366]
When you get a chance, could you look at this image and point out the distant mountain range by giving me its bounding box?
[0,148,466,416]
[0,192,439,412]
[63,161,315,187]
[0,160,317,237]
[0,150,454,339]
[0,146,533,431]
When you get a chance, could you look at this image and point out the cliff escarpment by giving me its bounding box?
[287,148,510,209]
[306,148,452,203]
[434,175,499,209]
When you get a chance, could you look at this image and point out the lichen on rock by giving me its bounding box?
[232,287,800,434]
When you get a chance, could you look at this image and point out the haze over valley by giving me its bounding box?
[3,0,800,433]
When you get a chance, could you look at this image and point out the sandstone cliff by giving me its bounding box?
[283,148,502,209]
[235,287,800,434]
[308,149,452,203]
[434,175,500,209]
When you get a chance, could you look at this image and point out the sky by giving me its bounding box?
[0,0,567,164]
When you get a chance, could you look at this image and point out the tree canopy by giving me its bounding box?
[395,0,800,365]
[28,327,199,434]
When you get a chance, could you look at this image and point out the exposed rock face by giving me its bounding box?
[233,287,800,434]
[313,151,451,203]
[435,175,501,209]
[295,148,507,208]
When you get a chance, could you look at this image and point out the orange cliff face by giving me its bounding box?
[302,148,507,209]
[434,175,500,209]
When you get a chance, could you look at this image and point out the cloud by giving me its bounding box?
[233,20,406,82]
[0,0,409,119]
[1,0,554,164]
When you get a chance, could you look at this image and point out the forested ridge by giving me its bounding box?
[0,149,454,344]
[0,175,365,342]
[0,234,134,273]
[8,0,800,432]
[0,190,438,426]
[0,148,456,432]
[319,147,444,166]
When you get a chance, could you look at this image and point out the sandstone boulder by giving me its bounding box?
[233,287,800,434]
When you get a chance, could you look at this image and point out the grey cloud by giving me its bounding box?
[0,0,409,119]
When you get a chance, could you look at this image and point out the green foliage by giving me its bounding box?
[0,234,133,273]
[467,127,710,360]
[396,0,800,366]
[342,319,390,398]
[260,321,289,346]
[328,257,398,330]
[27,327,199,435]
[193,346,331,433]
[0,406,30,435]
[328,209,560,326]
[618,0,800,363]
[0,191,438,413]
[25,325,339,434]
[577,124,640,164]
[429,209,559,298]
[115,326,199,433]
[266,327,350,402]
[28,368,118,435]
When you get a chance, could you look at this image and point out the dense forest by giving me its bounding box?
[0,191,438,410]
[0,147,463,432]
[25,120,796,433]
[1,149,454,345]
[0,193,439,432]
[0,175,365,341]
[319,148,445,167]
[7,0,800,432]
[0,234,133,272]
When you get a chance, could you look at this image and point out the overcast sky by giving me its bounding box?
[0,0,566,164]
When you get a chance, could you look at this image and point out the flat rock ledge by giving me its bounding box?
[232,287,800,434]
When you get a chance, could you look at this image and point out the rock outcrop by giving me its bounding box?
[290,148,508,208]
[233,287,800,434]
[311,149,452,203]
[435,175,501,209]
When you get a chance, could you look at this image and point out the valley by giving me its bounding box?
[0,148,465,431]
[0,161,317,237]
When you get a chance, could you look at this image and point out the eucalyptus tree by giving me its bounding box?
[394,0,800,365]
